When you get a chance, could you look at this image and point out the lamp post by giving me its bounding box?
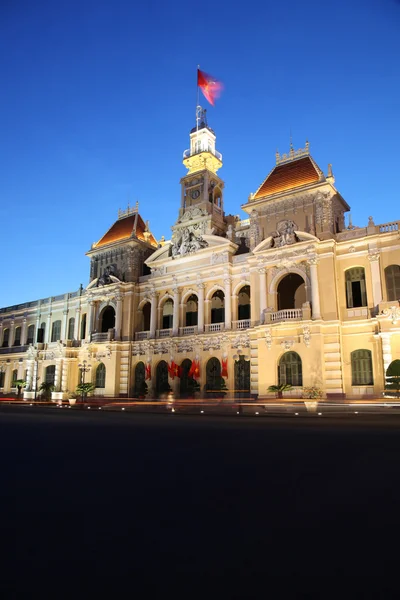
[33,357,40,401]
[78,360,91,405]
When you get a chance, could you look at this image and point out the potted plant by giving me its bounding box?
[39,382,55,401]
[12,379,27,399]
[267,384,293,399]
[75,382,96,405]
[68,392,77,406]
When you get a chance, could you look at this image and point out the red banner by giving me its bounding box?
[145,363,151,380]
[221,358,228,378]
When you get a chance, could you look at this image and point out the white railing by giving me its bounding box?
[233,319,251,330]
[270,309,303,322]
[183,148,222,161]
[379,221,399,233]
[91,333,108,342]
[135,331,150,341]
[157,328,172,338]
[180,326,198,336]
[205,323,224,332]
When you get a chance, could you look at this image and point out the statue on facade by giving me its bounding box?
[170,227,208,257]
[271,220,298,248]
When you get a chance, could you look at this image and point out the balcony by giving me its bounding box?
[135,331,150,341]
[0,345,28,355]
[269,309,303,323]
[183,148,222,161]
[205,323,224,333]
[179,326,198,336]
[233,319,251,330]
[91,333,109,342]
[157,328,173,338]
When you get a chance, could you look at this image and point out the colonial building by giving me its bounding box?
[1,108,400,401]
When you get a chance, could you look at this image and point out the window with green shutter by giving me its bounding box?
[51,320,61,342]
[385,265,400,301]
[278,352,303,386]
[95,363,106,388]
[351,349,373,385]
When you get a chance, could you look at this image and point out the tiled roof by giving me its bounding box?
[253,156,322,200]
[94,214,158,249]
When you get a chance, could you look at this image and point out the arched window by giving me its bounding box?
[67,317,75,340]
[45,365,56,385]
[206,357,223,394]
[351,350,373,385]
[134,361,146,397]
[95,363,106,388]
[156,360,169,395]
[2,329,9,348]
[186,294,198,326]
[100,306,115,333]
[13,327,21,346]
[211,290,225,324]
[278,352,303,386]
[238,285,251,321]
[37,322,46,343]
[385,265,400,301]
[142,303,151,331]
[345,268,367,308]
[12,369,18,386]
[27,324,35,345]
[277,274,305,310]
[385,360,400,395]
[51,320,61,342]
[162,299,173,329]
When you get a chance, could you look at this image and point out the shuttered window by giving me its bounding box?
[385,265,400,301]
[278,352,303,386]
[351,349,373,385]
[95,363,106,388]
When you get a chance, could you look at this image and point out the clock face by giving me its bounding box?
[191,189,200,199]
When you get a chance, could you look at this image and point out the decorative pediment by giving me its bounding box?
[253,230,319,254]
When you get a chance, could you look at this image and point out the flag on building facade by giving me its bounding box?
[145,362,151,380]
[221,358,228,378]
[188,359,200,380]
[197,69,223,106]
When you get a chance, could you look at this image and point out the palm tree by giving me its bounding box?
[39,382,55,400]
[12,379,26,399]
[76,382,96,403]
[268,384,293,399]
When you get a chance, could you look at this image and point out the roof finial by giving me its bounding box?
[135,200,139,211]
[289,128,294,155]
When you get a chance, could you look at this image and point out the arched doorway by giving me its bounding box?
[156,360,169,396]
[206,357,225,398]
[277,274,305,310]
[234,356,250,398]
[185,295,198,326]
[211,290,225,324]
[238,285,251,320]
[385,360,400,397]
[134,361,146,397]
[100,306,115,333]
[142,303,151,331]
[180,359,197,397]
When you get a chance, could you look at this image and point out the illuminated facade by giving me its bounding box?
[1,109,400,401]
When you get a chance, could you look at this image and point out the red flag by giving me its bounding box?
[174,363,181,379]
[190,359,200,381]
[168,360,175,380]
[145,363,151,381]
[221,358,228,378]
[197,69,223,106]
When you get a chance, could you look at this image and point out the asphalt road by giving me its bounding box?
[1,406,400,597]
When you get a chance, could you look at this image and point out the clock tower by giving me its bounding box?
[174,107,226,242]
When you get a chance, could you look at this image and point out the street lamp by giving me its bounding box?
[33,357,40,401]
[78,360,91,405]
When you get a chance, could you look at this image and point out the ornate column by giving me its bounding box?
[309,256,321,320]
[150,291,157,338]
[173,288,180,336]
[8,320,15,347]
[197,283,205,333]
[61,360,70,393]
[74,307,81,340]
[45,313,51,343]
[368,250,382,309]
[25,360,34,391]
[224,277,232,330]
[21,317,28,346]
[258,268,267,323]
[35,314,41,343]
[87,300,95,340]
[115,294,123,341]
[231,293,238,326]
[54,359,62,392]
[62,309,68,341]
[380,332,392,376]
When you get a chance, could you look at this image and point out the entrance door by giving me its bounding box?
[180,359,195,397]
[234,356,250,398]
[156,360,169,396]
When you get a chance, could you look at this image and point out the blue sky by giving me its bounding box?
[1,0,399,308]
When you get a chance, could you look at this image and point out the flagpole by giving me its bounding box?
[196,65,201,149]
